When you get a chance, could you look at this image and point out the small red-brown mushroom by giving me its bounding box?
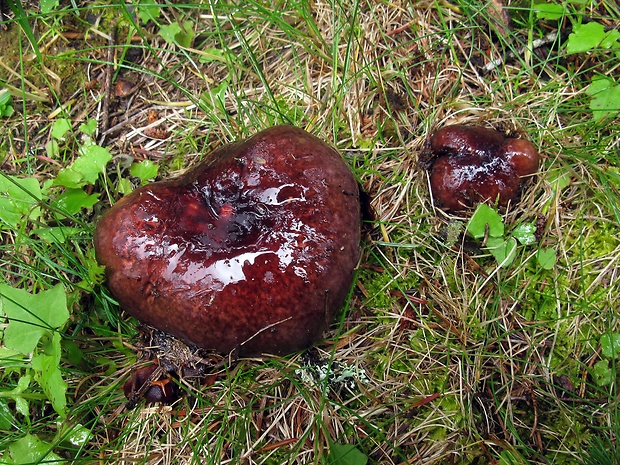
[123,363,177,405]
[428,125,539,211]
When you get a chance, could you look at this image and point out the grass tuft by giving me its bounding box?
[1,0,619,463]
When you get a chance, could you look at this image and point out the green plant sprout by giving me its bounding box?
[0,113,114,458]
[0,175,42,228]
[329,442,368,465]
[134,0,195,49]
[535,2,620,122]
[586,77,620,123]
[129,159,160,185]
[0,434,63,464]
[0,284,69,419]
[0,0,618,462]
[592,333,620,386]
[466,204,556,269]
[566,21,620,56]
[0,89,14,118]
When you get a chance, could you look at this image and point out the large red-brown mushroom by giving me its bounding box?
[94,125,361,357]
[428,125,539,211]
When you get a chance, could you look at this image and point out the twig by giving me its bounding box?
[483,31,559,72]
[100,107,147,137]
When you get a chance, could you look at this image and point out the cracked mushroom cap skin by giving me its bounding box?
[94,125,361,357]
[429,125,539,211]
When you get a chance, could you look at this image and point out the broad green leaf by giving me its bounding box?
[130,160,159,184]
[594,26,620,50]
[52,188,100,215]
[137,0,161,22]
[32,333,67,418]
[53,168,83,189]
[61,339,83,366]
[466,204,504,239]
[117,177,134,195]
[79,118,98,136]
[175,20,196,48]
[600,333,620,359]
[158,22,181,44]
[14,396,29,417]
[0,89,14,118]
[536,248,556,270]
[74,142,113,184]
[84,248,106,287]
[46,139,60,158]
[212,81,228,107]
[1,104,14,117]
[549,169,572,192]
[328,443,368,465]
[40,0,59,14]
[586,77,620,122]
[592,359,613,386]
[0,175,42,228]
[0,284,69,355]
[534,2,564,20]
[0,375,32,400]
[95,356,118,376]
[486,236,517,267]
[512,223,537,245]
[602,32,620,50]
[4,433,63,464]
[56,420,91,447]
[54,141,112,188]
[51,118,71,140]
[159,20,195,48]
[567,22,620,54]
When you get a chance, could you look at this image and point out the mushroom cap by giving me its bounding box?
[430,153,520,212]
[430,125,505,159]
[428,125,539,211]
[95,125,361,356]
[500,138,540,177]
[123,364,177,404]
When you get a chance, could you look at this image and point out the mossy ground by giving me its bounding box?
[1,1,619,464]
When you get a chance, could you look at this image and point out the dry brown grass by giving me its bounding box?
[1,0,619,464]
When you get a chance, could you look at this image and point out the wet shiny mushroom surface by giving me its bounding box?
[95,125,361,357]
[428,125,540,211]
